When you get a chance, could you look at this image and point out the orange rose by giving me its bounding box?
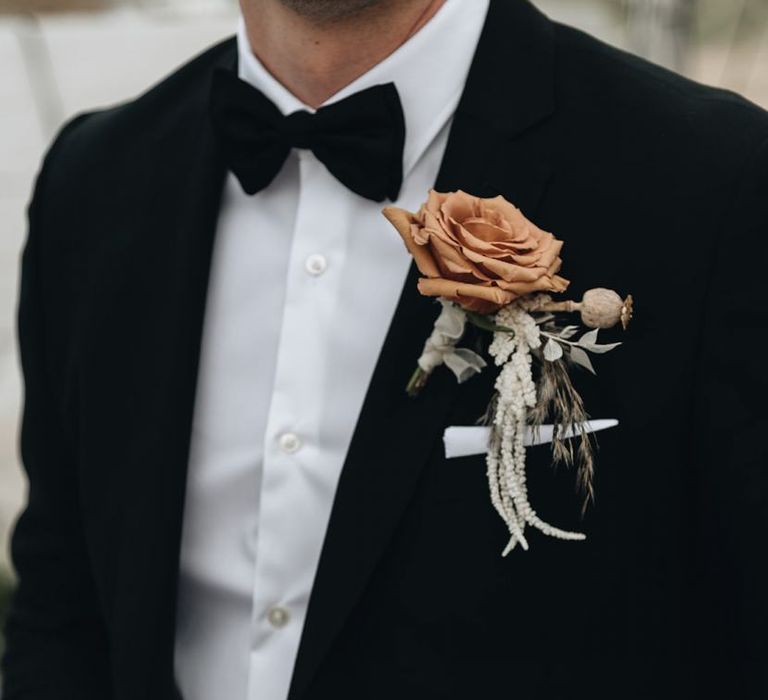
[383,190,569,314]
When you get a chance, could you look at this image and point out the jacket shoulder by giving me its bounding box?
[27,35,234,260]
[36,36,235,197]
[551,22,768,168]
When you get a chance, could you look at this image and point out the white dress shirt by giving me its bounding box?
[173,2,490,699]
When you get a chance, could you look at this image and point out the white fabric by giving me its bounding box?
[173,3,490,700]
[443,420,621,459]
[416,299,487,382]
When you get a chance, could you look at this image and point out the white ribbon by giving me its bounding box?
[417,300,487,383]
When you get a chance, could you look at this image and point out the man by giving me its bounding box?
[2,0,767,698]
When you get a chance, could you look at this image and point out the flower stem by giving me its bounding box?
[538,300,581,313]
[406,366,430,397]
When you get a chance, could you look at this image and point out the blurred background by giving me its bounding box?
[0,0,767,664]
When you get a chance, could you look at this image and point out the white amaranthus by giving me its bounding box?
[487,302,586,556]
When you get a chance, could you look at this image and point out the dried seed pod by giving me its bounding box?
[539,288,634,330]
[620,294,634,330]
[580,288,624,329]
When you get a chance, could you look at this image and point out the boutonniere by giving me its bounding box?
[383,190,633,555]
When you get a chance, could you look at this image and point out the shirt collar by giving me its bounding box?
[237,0,490,178]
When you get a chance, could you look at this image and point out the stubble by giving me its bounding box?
[276,0,393,22]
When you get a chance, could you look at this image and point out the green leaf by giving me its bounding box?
[466,311,516,335]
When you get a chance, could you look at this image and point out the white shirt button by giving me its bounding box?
[305,254,328,276]
[278,432,302,454]
[267,606,290,629]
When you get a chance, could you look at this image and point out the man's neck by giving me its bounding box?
[240,0,446,108]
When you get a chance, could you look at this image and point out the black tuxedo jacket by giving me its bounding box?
[3,1,768,698]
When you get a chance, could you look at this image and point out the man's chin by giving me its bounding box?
[277,0,391,22]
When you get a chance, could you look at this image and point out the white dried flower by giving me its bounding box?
[486,300,586,555]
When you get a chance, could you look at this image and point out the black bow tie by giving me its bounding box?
[209,69,406,202]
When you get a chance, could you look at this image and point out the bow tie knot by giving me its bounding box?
[280,110,316,150]
[209,69,406,202]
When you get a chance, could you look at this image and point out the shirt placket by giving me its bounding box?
[246,150,351,700]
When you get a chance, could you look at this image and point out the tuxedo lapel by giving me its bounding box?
[288,2,556,698]
[80,41,235,697]
[134,117,227,696]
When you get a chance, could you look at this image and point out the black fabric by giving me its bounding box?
[209,69,405,201]
[3,1,768,699]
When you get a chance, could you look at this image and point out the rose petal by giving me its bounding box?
[382,206,441,278]
[532,235,563,271]
[458,222,531,251]
[439,190,480,225]
[418,277,517,309]
[425,189,450,215]
[462,248,552,283]
[481,197,532,234]
[462,243,543,267]
[495,273,570,295]
[419,209,444,243]
[429,234,483,278]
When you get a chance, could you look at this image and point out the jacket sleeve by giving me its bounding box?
[1,117,112,699]
[690,134,768,694]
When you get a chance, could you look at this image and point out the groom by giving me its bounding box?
[3,0,767,698]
